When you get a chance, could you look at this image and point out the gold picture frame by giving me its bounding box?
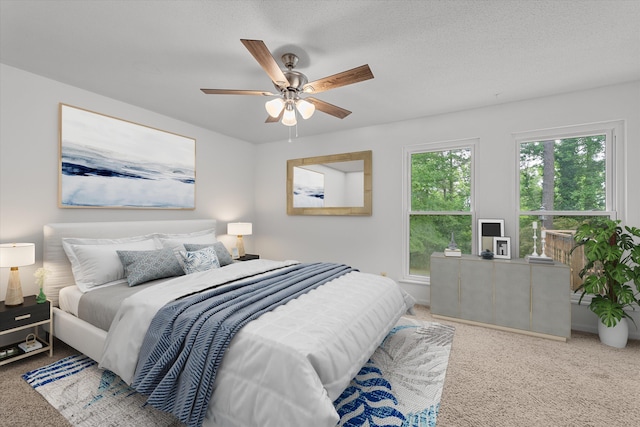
[287,150,372,216]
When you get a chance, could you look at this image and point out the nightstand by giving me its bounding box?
[0,295,53,366]
[238,254,259,261]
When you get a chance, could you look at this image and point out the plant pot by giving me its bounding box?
[598,318,628,348]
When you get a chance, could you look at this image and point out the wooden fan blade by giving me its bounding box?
[265,111,283,123]
[306,97,352,119]
[303,65,374,94]
[241,39,290,88]
[201,89,276,96]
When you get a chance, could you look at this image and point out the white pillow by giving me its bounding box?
[62,235,159,292]
[156,228,217,250]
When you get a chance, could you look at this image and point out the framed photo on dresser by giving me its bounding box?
[478,219,504,255]
[493,236,511,259]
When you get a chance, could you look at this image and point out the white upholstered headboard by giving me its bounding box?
[43,219,217,306]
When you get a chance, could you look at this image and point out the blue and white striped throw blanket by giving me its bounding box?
[132,262,355,427]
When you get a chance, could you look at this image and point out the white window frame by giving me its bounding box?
[402,138,477,283]
[513,120,625,259]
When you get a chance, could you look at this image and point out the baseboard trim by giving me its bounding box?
[431,314,568,342]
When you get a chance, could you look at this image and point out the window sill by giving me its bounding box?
[399,277,430,287]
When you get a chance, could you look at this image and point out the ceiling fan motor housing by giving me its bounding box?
[272,53,308,95]
[281,70,308,92]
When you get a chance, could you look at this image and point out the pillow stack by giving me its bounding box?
[61,228,236,291]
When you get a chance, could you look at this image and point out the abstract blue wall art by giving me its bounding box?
[59,104,195,209]
[292,167,325,208]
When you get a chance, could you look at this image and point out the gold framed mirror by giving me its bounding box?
[287,150,372,216]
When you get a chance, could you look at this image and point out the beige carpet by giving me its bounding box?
[2,305,639,426]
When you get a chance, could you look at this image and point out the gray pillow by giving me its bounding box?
[184,241,233,266]
[117,248,184,286]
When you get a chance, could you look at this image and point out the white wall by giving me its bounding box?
[253,80,640,338]
[0,64,257,298]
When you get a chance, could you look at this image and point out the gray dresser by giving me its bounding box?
[430,253,571,340]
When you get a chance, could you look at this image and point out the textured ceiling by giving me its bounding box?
[1,0,639,144]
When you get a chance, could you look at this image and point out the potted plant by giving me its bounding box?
[34,267,50,304]
[572,218,640,347]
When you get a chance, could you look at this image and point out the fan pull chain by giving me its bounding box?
[287,121,299,143]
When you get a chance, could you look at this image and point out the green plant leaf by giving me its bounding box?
[589,296,625,327]
[615,285,636,305]
[582,275,606,295]
[573,218,640,321]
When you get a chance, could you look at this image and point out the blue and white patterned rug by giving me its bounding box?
[22,354,182,427]
[23,318,454,427]
[335,318,455,427]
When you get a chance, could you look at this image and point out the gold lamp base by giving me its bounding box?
[5,267,24,306]
[236,235,245,258]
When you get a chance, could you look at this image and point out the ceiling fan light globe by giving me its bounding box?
[265,98,285,118]
[296,99,315,120]
[282,108,297,126]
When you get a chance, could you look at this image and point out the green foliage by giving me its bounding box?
[411,150,471,212]
[554,136,606,211]
[520,136,606,212]
[410,149,472,276]
[519,142,544,211]
[519,135,607,257]
[409,214,472,275]
[573,219,640,328]
[589,296,627,328]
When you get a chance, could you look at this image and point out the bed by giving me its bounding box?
[43,219,414,427]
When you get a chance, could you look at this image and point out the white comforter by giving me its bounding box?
[100,259,411,427]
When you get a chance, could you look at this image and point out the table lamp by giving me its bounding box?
[0,243,35,306]
[227,223,252,258]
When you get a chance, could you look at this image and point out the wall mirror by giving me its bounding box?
[287,150,372,216]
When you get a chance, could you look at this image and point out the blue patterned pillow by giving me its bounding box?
[176,246,220,274]
[184,242,233,266]
[117,248,184,286]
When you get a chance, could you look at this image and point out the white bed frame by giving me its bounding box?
[43,219,217,361]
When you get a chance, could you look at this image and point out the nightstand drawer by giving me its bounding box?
[0,297,50,332]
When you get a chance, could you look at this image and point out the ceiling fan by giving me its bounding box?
[201,39,374,127]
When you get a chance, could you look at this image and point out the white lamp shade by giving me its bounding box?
[265,98,285,118]
[227,222,252,236]
[0,243,35,268]
[296,99,315,120]
[281,107,297,126]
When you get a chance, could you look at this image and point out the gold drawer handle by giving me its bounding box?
[15,314,31,321]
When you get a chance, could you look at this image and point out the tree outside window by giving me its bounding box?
[407,144,474,277]
[519,133,612,289]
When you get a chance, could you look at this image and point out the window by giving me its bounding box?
[403,139,476,279]
[516,121,622,290]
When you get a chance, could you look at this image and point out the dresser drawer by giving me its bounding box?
[0,297,50,332]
